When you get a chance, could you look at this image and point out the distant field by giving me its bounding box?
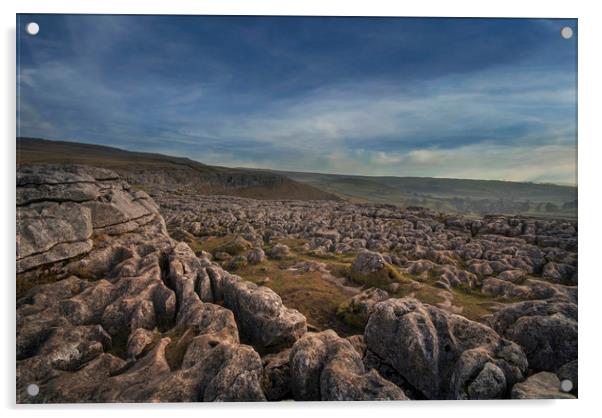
[276,170,577,218]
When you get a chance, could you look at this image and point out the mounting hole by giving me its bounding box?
[26,383,39,397]
[560,26,573,40]
[559,379,573,393]
[25,22,40,36]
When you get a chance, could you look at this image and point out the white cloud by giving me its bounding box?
[18,23,577,185]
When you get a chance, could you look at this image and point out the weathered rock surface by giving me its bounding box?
[338,287,389,326]
[247,247,266,264]
[511,372,575,399]
[16,164,579,402]
[17,165,161,274]
[16,166,277,403]
[488,300,577,372]
[350,250,400,286]
[261,348,292,401]
[289,330,408,401]
[351,251,386,277]
[269,243,291,259]
[364,298,528,399]
[195,257,307,350]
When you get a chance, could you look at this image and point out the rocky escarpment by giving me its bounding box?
[16,165,398,403]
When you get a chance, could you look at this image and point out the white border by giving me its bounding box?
[2,1,601,417]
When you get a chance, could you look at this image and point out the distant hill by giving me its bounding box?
[16,138,340,202]
[274,170,577,218]
[17,137,577,218]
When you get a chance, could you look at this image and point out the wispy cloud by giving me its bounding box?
[17,15,577,184]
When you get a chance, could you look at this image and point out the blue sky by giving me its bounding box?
[17,15,577,184]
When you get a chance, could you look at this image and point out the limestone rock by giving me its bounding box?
[511,372,575,399]
[127,328,156,360]
[289,330,407,401]
[489,300,577,371]
[350,250,400,287]
[221,273,307,349]
[247,247,266,264]
[261,348,292,401]
[269,243,291,259]
[17,203,93,273]
[481,277,531,299]
[364,298,528,399]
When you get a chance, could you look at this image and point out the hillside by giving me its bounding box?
[17,137,577,217]
[17,137,339,201]
[277,170,577,218]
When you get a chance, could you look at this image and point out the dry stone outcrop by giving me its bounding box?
[364,298,528,400]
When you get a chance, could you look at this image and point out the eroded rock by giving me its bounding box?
[511,372,575,399]
[364,298,528,399]
[489,300,577,372]
[289,330,407,401]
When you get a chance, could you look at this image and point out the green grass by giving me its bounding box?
[234,257,363,336]
[186,235,237,255]
[279,170,577,218]
[213,236,252,256]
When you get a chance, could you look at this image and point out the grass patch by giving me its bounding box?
[276,238,308,252]
[214,236,252,256]
[187,235,236,255]
[386,277,528,322]
[390,281,447,306]
[451,284,527,320]
[235,259,363,336]
[336,300,369,329]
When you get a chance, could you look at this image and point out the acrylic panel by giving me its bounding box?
[16,14,578,403]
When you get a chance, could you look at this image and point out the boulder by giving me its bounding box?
[511,372,575,399]
[489,300,577,371]
[247,247,266,264]
[269,243,291,259]
[350,251,401,287]
[542,262,577,285]
[481,277,531,299]
[289,330,407,401]
[364,297,528,399]
[225,255,248,271]
[201,264,307,350]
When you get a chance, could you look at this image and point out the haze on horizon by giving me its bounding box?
[17,15,577,186]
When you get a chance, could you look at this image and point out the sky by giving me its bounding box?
[17,15,577,185]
